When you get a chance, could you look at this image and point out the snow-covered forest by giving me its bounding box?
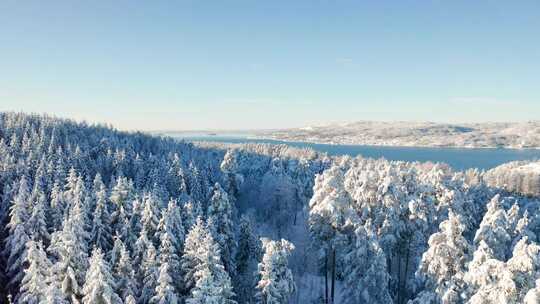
[1,112,540,304]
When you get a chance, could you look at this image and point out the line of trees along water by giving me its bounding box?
[1,112,540,303]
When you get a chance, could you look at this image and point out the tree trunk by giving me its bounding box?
[397,248,402,304]
[325,249,329,304]
[402,241,411,304]
[331,248,336,304]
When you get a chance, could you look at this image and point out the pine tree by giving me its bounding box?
[157,199,185,253]
[141,193,160,239]
[124,295,137,304]
[44,282,69,304]
[235,215,260,303]
[183,199,203,231]
[108,233,124,267]
[18,240,51,303]
[182,218,208,293]
[89,174,113,251]
[112,239,138,301]
[207,183,237,276]
[308,165,357,304]
[342,222,392,304]
[186,232,236,304]
[48,207,90,302]
[82,247,122,304]
[110,176,135,235]
[157,224,182,293]
[524,279,540,304]
[150,262,178,304]
[48,182,66,232]
[133,229,152,272]
[473,194,512,260]
[5,176,32,291]
[414,211,471,303]
[139,244,159,304]
[27,192,50,244]
[255,238,295,304]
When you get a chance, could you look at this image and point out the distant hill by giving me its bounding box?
[254,121,540,148]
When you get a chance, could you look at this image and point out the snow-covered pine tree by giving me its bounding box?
[309,164,358,304]
[139,243,159,304]
[108,233,124,267]
[48,182,66,232]
[157,219,182,293]
[89,173,113,251]
[207,183,237,277]
[524,279,540,304]
[473,194,512,260]
[342,221,392,304]
[48,205,90,302]
[5,176,32,291]
[18,240,51,303]
[255,238,295,304]
[413,210,472,303]
[27,192,50,244]
[124,295,137,304]
[158,199,185,253]
[150,262,178,304]
[82,247,122,304]
[186,232,236,304]
[506,237,540,302]
[109,176,135,235]
[182,217,209,294]
[141,192,160,240]
[182,199,203,231]
[112,239,138,301]
[235,215,261,303]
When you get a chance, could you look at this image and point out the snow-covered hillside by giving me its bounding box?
[1,112,540,304]
[255,121,540,148]
[485,160,540,197]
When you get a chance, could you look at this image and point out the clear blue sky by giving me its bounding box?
[1,1,539,130]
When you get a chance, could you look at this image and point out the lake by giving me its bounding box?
[167,134,540,171]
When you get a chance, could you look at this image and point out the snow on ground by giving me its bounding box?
[254,121,540,149]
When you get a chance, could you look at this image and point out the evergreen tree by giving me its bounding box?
[150,262,178,304]
[309,165,358,304]
[5,176,32,291]
[89,174,113,251]
[112,239,138,301]
[186,232,236,304]
[27,192,50,244]
[342,222,392,304]
[207,183,237,276]
[48,207,89,302]
[255,238,295,304]
[414,211,471,304]
[182,218,208,293]
[183,199,203,231]
[139,244,159,304]
[524,279,540,304]
[44,282,69,304]
[82,247,122,304]
[141,193,160,239]
[48,182,66,232]
[473,194,512,260]
[235,215,260,303]
[157,199,185,253]
[110,176,135,235]
[18,240,51,303]
[157,224,182,293]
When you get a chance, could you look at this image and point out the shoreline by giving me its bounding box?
[247,135,540,151]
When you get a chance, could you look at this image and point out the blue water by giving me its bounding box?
[170,135,540,171]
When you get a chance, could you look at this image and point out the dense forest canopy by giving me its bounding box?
[0,112,539,304]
